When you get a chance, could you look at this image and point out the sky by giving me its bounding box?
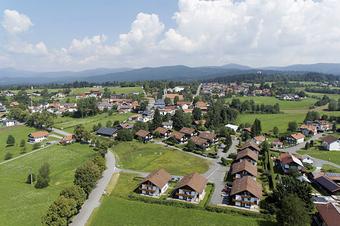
[1,0,340,71]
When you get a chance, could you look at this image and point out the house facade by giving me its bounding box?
[321,135,340,151]
[139,169,171,197]
[173,173,207,203]
[278,152,304,174]
[28,131,49,143]
[230,176,262,209]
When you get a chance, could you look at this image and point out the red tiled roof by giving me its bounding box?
[316,203,340,226]
[30,131,49,138]
[290,133,305,140]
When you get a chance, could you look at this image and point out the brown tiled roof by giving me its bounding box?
[135,130,150,138]
[175,173,207,194]
[290,133,305,140]
[141,169,172,189]
[279,152,303,167]
[300,124,317,132]
[195,101,208,110]
[171,131,185,140]
[190,136,209,147]
[198,132,216,142]
[253,135,266,142]
[230,176,262,198]
[30,131,49,138]
[236,148,259,162]
[62,134,74,141]
[154,127,169,135]
[239,141,260,152]
[231,161,258,177]
[316,203,340,226]
[321,135,338,144]
[179,127,195,135]
[176,101,192,106]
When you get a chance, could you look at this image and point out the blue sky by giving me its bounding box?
[0,0,340,71]
[0,0,177,48]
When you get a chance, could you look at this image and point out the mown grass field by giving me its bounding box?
[297,148,340,166]
[113,141,210,175]
[54,112,132,132]
[88,173,275,226]
[0,143,95,226]
[322,164,340,173]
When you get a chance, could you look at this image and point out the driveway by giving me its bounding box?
[51,128,71,136]
[70,151,116,226]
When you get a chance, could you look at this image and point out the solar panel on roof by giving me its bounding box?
[315,176,340,193]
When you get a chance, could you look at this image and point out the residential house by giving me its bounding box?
[173,173,208,203]
[176,101,192,110]
[195,101,208,112]
[239,141,261,154]
[313,175,340,195]
[252,135,266,145]
[96,128,118,138]
[190,136,209,149]
[60,134,75,145]
[225,124,239,132]
[231,161,258,179]
[118,123,134,130]
[272,139,283,149]
[170,131,186,143]
[198,131,217,144]
[278,152,304,174]
[165,94,184,101]
[299,124,317,136]
[230,176,262,209]
[235,148,258,165]
[154,99,166,109]
[97,101,114,111]
[179,127,196,138]
[314,203,340,226]
[139,169,172,197]
[135,130,153,142]
[286,133,305,145]
[159,106,176,116]
[28,131,49,143]
[321,135,340,151]
[162,120,173,130]
[2,119,16,127]
[154,127,171,138]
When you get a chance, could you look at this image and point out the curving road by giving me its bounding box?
[70,151,116,226]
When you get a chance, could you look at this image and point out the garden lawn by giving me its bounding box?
[87,173,275,226]
[322,164,340,173]
[0,125,36,162]
[297,149,340,166]
[113,141,210,175]
[0,143,95,226]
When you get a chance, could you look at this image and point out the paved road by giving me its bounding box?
[206,137,238,205]
[70,151,116,226]
[283,133,323,153]
[51,128,71,136]
[193,83,202,99]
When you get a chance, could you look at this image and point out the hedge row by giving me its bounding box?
[42,154,106,226]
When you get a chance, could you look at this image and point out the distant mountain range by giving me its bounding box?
[1,63,340,86]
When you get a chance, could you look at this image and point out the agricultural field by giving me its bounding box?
[0,143,95,226]
[53,112,133,132]
[226,96,340,133]
[113,141,210,175]
[0,125,55,162]
[87,173,275,226]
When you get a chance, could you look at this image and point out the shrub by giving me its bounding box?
[35,163,50,189]
[74,160,101,195]
[4,152,13,160]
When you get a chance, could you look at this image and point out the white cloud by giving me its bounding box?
[2,9,33,34]
[3,0,340,70]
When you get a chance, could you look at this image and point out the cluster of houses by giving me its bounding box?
[276,94,304,101]
[97,96,139,113]
[138,169,208,203]
[27,130,75,145]
[28,102,78,115]
[76,89,102,99]
[226,142,262,209]
[201,83,272,97]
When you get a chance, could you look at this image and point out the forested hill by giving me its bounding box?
[207,72,340,83]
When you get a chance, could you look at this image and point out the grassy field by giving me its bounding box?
[54,112,132,132]
[297,148,340,166]
[113,141,210,175]
[0,125,58,162]
[88,173,274,226]
[322,164,340,173]
[0,143,95,226]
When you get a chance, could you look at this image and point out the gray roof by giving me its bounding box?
[96,127,118,136]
